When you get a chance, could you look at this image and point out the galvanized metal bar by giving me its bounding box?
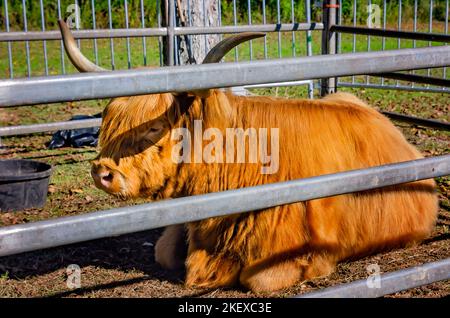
[428,0,433,80]
[0,155,448,257]
[247,0,253,60]
[290,0,296,57]
[22,0,31,77]
[243,80,314,89]
[174,24,324,35]
[4,0,13,79]
[321,0,338,96]
[331,26,450,43]
[305,0,314,99]
[0,118,102,137]
[381,0,387,86]
[380,111,450,130]
[1,45,449,107]
[167,0,175,66]
[411,0,418,87]
[107,0,116,70]
[444,0,449,82]
[338,82,450,94]
[351,0,357,84]
[397,0,402,52]
[91,0,99,66]
[277,0,282,58]
[57,0,66,75]
[124,0,132,69]
[233,0,238,61]
[337,0,342,54]
[140,0,147,66]
[39,0,48,76]
[263,0,268,59]
[157,0,163,67]
[297,258,450,298]
[202,0,208,57]
[372,72,450,88]
[366,0,372,85]
[75,0,81,48]
[0,25,323,43]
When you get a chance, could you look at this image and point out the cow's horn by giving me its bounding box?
[58,19,107,72]
[202,32,266,64]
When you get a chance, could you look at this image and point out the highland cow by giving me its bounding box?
[59,20,437,293]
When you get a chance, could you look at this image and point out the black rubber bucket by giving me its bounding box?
[0,159,52,212]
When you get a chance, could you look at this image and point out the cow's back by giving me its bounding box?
[227,92,437,261]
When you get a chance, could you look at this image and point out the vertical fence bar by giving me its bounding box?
[428,0,433,80]
[233,0,238,61]
[366,0,372,85]
[75,0,81,48]
[22,0,31,77]
[351,0,357,84]
[140,0,147,66]
[248,0,253,60]
[263,0,268,59]
[291,0,296,57]
[218,0,223,41]
[157,0,163,66]
[411,0,418,87]
[91,0,99,66]
[124,0,132,69]
[167,0,175,66]
[3,0,13,79]
[381,0,387,86]
[337,0,342,54]
[174,0,179,65]
[305,0,314,98]
[172,0,178,65]
[107,0,116,70]
[277,0,282,58]
[396,0,402,86]
[39,0,49,76]
[187,0,194,62]
[202,0,208,58]
[321,0,337,96]
[444,0,448,82]
[57,0,66,75]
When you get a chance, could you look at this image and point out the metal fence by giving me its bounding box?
[0,1,449,298]
[1,0,449,94]
[335,0,450,93]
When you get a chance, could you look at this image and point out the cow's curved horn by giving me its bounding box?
[202,32,266,64]
[58,20,107,72]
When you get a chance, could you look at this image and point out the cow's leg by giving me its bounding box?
[239,253,336,293]
[239,258,306,293]
[185,249,241,289]
[154,224,187,270]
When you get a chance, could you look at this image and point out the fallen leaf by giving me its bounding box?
[48,185,57,194]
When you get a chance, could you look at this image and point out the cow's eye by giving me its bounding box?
[149,127,160,133]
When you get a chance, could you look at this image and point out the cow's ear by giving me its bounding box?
[173,90,211,98]
[166,93,197,127]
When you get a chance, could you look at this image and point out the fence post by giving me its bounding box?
[167,0,175,66]
[321,0,338,96]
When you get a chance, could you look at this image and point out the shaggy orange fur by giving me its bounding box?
[92,90,437,293]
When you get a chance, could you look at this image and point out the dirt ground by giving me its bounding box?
[0,88,449,298]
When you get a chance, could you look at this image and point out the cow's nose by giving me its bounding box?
[91,166,114,188]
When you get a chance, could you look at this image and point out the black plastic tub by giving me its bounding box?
[0,159,52,212]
